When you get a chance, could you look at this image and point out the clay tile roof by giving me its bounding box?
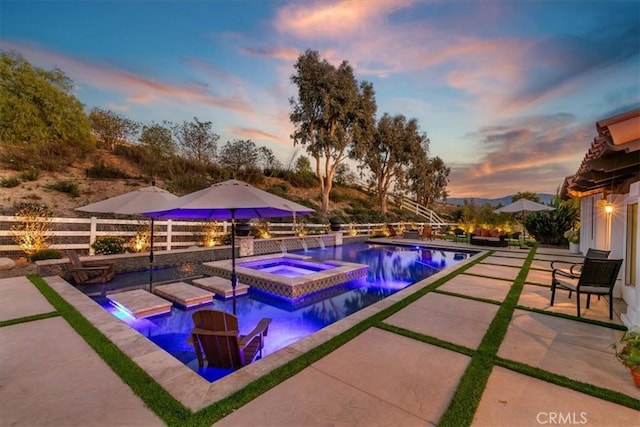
[561,108,640,200]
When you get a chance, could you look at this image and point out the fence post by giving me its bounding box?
[166,220,172,251]
[89,217,97,255]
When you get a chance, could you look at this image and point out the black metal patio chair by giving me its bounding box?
[550,258,623,319]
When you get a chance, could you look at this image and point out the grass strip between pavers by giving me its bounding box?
[27,275,192,426]
[0,311,60,327]
[438,247,536,427]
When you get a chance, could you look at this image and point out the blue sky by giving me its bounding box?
[2,0,639,198]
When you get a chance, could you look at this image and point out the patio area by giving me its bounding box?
[1,242,638,426]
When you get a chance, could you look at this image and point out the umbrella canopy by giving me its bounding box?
[494,199,555,246]
[76,184,178,215]
[76,183,178,290]
[142,179,315,314]
[494,198,555,214]
[143,179,314,220]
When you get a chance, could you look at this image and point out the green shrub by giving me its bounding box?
[267,183,289,198]
[168,173,209,194]
[86,161,131,179]
[18,168,39,181]
[0,176,21,188]
[91,236,126,255]
[46,180,80,197]
[29,248,63,261]
[524,200,578,245]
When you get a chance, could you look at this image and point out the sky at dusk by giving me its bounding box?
[1,0,639,199]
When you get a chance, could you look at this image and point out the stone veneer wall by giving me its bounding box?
[36,233,370,281]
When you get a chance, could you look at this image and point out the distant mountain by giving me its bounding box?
[444,193,555,207]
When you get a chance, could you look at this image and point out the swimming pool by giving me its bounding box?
[96,242,476,382]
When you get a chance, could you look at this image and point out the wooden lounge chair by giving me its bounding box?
[66,250,116,285]
[190,309,272,369]
[420,226,433,240]
[550,258,622,319]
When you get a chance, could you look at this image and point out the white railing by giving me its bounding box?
[0,216,439,255]
[351,179,450,226]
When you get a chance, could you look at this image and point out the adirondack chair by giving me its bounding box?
[65,250,116,285]
[190,309,272,369]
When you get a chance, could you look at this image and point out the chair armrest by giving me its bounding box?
[191,328,238,337]
[68,265,112,272]
[569,263,584,276]
[239,318,272,347]
[550,260,578,270]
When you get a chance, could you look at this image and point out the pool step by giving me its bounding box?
[192,276,249,298]
[153,282,214,308]
[107,289,172,319]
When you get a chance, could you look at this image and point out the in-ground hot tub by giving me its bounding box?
[202,254,368,298]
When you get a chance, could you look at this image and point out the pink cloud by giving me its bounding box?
[1,41,254,114]
[227,126,283,143]
[241,47,301,62]
[275,0,414,40]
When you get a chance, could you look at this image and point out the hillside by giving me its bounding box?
[446,194,555,207]
[0,150,370,219]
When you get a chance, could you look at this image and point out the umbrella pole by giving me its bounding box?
[231,212,237,315]
[149,218,154,292]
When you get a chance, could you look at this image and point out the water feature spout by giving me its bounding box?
[316,237,326,250]
[299,239,308,252]
[279,240,288,253]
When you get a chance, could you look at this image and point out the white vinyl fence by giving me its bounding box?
[0,216,428,256]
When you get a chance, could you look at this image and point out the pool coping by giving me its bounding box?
[42,242,484,412]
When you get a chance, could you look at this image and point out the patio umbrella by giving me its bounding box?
[76,182,178,290]
[143,179,315,314]
[494,198,555,246]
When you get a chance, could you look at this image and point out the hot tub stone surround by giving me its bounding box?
[202,253,368,299]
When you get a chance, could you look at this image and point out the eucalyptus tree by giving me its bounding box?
[88,107,140,150]
[0,51,93,169]
[353,113,427,214]
[172,117,219,164]
[289,49,377,216]
[410,155,451,208]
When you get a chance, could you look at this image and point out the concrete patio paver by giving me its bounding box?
[0,316,163,427]
[465,263,521,281]
[0,276,55,321]
[473,367,639,427]
[525,268,552,285]
[439,273,511,302]
[385,292,499,349]
[217,328,470,427]
[498,310,636,396]
[483,255,526,267]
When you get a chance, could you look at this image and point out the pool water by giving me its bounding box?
[96,242,475,382]
[240,258,335,276]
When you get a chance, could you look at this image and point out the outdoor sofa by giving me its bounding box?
[469,229,508,247]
